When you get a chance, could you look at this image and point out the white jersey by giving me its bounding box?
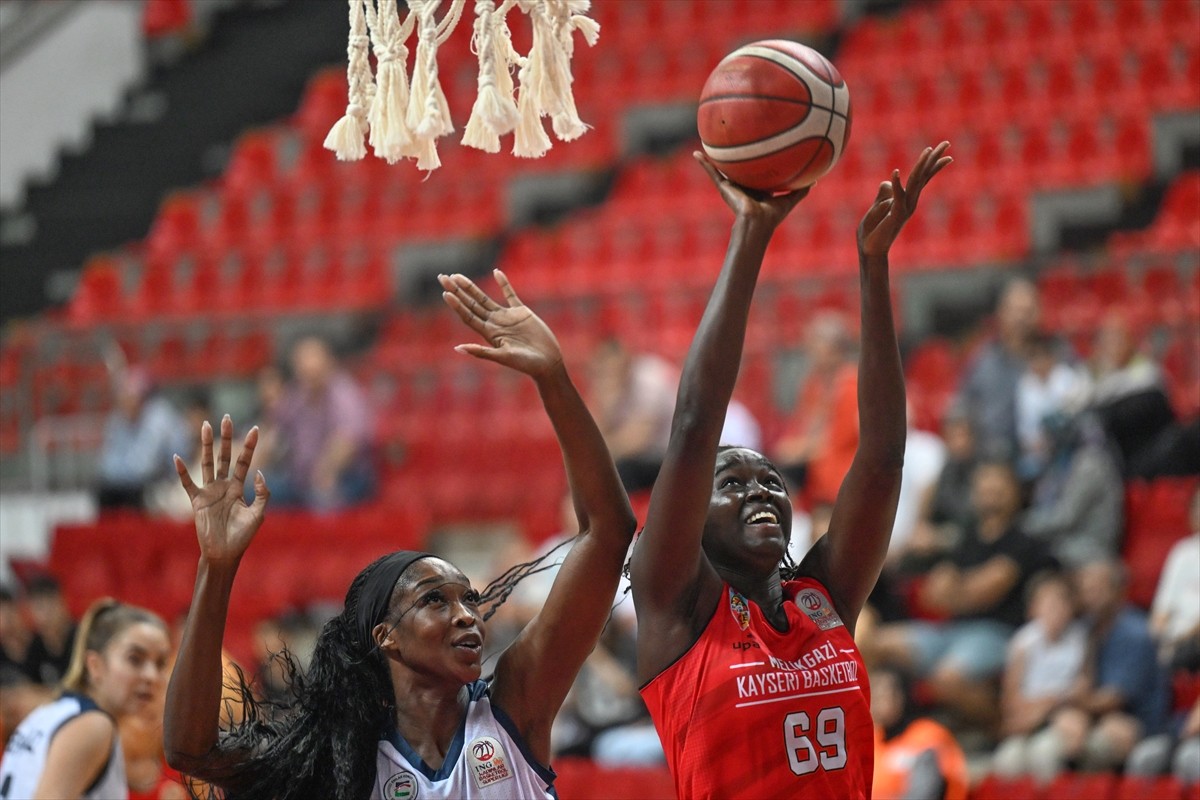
[372,681,556,800]
[0,693,127,800]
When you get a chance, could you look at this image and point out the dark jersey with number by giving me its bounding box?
[641,578,873,800]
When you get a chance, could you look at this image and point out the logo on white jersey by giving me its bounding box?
[796,589,844,630]
[383,770,418,799]
[467,735,513,790]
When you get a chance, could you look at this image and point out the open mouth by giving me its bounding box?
[746,509,779,526]
[452,634,482,653]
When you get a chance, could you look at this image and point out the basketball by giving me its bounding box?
[698,40,851,193]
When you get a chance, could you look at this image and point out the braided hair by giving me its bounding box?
[188,545,571,800]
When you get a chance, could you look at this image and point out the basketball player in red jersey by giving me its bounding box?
[631,142,951,800]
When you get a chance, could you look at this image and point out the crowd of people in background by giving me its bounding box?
[3,270,1198,795]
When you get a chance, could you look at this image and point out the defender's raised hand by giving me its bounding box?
[439,270,564,380]
[694,151,810,229]
[175,414,269,566]
[857,141,952,260]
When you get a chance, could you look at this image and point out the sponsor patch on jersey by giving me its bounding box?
[383,770,419,800]
[795,588,844,630]
[467,735,513,790]
[728,588,751,631]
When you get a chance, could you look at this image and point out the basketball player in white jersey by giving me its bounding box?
[164,271,637,799]
[0,599,170,799]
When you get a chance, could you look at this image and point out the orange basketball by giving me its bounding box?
[698,40,851,193]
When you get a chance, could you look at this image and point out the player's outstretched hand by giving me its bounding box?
[175,414,269,567]
[694,151,810,229]
[440,270,564,380]
[857,141,952,261]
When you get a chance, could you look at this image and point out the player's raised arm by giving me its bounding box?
[631,154,807,682]
[800,142,952,626]
[438,270,637,765]
[164,415,269,783]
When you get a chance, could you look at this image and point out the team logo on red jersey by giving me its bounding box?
[728,588,751,631]
[796,589,844,630]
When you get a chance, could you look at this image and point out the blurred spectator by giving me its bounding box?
[1022,412,1123,569]
[1015,333,1089,480]
[252,611,317,708]
[1127,699,1200,788]
[503,495,658,764]
[918,402,979,545]
[992,571,1090,783]
[871,666,969,800]
[873,460,1053,727]
[257,336,376,511]
[1041,559,1170,775]
[957,278,1041,460]
[589,338,678,492]
[772,311,858,509]
[24,575,77,686]
[1149,488,1200,669]
[1085,312,1172,467]
[888,403,948,565]
[720,397,762,452]
[1084,313,1200,478]
[0,586,36,684]
[145,391,212,519]
[97,367,188,509]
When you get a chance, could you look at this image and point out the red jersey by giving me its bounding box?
[641,578,873,800]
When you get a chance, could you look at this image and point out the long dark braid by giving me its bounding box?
[187,554,396,800]
[186,544,577,799]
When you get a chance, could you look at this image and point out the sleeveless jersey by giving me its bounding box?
[0,692,127,800]
[641,578,873,800]
[371,680,557,800]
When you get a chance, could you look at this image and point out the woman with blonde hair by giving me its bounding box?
[0,597,171,799]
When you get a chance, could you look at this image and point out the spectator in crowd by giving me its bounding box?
[916,402,979,550]
[1085,312,1173,467]
[1041,559,1170,775]
[145,392,213,519]
[888,402,948,566]
[1149,487,1200,670]
[1127,698,1200,788]
[1015,332,1089,480]
[1022,412,1123,569]
[992,571,1090,783]
[872,460,1053,728]
[871,666,969,800]
[957,278,1042,460]
[96,366,188,509]
[24,575,78,686]
[588,338,678,492]
[501,495,658,765]
[771,310,859,510]
[864,404,947,626]
[720,395,762,452]
[256,336,376,510]
[0,585,36,684]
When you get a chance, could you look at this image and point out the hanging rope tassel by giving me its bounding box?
[366,0,416,163]
[548,0,598,141]
[324,0,374,161]
[511,0,551,158]
[462,0,519,152]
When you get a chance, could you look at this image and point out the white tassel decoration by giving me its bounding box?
[324,0,374,161]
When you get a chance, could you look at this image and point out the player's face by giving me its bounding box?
[88,622,171,718]
[378,558,485,686]
[703,448,792,571]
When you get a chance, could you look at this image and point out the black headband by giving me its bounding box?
[355,550,434,651]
